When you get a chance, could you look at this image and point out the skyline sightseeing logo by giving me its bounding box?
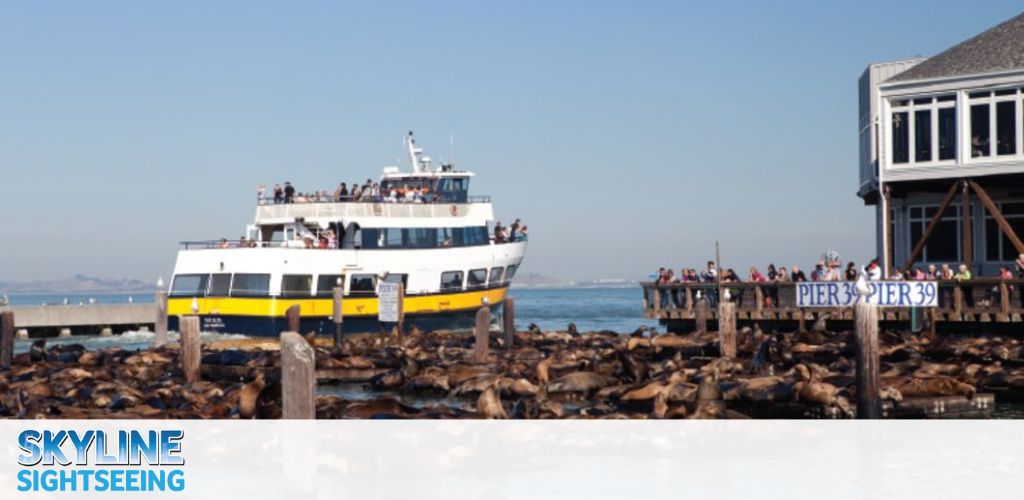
[16,429,185,493]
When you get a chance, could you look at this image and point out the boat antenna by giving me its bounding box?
[449,132,455,170]
[405,131,423,173]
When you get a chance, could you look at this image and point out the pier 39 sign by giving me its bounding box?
[796,281,938,308]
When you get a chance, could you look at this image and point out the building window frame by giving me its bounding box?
[888,94,957,167]
[906,204,962,264]
[966,87,1024,160]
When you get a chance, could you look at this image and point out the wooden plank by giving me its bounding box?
[154,290,168,348]
[718,301,737,358]
[971,180,1024,254]
[332,287,344,346]
[503,297,516,348]
[0,311,13,368]
[179,315,201,384]
[281,331,316,419]
[962,180,973,265]
[903,181,960,269]
[855,303,881,419]
[473,307,490,363]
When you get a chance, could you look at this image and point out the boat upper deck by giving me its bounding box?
[253,198,495,226]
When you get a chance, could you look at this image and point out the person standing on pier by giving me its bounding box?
[791,265,807,282]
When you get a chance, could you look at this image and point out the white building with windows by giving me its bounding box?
[859,12,1024,276]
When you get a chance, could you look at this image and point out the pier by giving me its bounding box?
[0,303,157,337]
[642,279,1024,332]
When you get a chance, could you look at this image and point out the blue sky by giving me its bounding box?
[1,1,1022,282]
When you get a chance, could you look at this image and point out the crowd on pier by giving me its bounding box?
[652,253,1024,309]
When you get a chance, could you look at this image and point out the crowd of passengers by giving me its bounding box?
[653,253,1024,309]
[259,179,453,204]
[493,219,528,243]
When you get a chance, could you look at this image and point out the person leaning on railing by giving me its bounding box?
[954,263,974,307]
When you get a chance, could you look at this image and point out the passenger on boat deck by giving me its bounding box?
[386,187,399,203]
[510,219,522,240]
[283,181,295,203]
[326,229,337,248]
[493,222,506,243]
[517,225,528,241]
[351,184,362,201]
[218,238,230,249]
[257,183,266,201]
[273,184,283,204]
[239,236,248,248]
[790,265,807,282]
[334,183,348,201]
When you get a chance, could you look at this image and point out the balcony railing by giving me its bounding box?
[641,279,1024,318]
[256,195,491,206]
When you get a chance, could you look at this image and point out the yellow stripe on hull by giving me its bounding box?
[167,287,508,318]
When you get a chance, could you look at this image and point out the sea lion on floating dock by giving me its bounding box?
[547,372,615,394]
[792,364,853,417]
[477,387,507,419]
[238,373,266,419]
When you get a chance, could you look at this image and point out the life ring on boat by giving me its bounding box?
[450,204,458,216]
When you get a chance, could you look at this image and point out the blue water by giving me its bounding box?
[5,288,657,334]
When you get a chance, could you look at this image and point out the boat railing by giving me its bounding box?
[641,279,1024,316]
[256,195,491,206]
[179,238,528,250]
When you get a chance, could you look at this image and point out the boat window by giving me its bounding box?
[488,267,505,285]
[350,274,377,294]
[436,228,453,247]
[440,271,464,291]
[382,228,404,248]
[382,273,408,288]
[231,273,271,297]
[281,274,313,298]
[360,228,379,249]
[208,273,232,297]
[506,264,519,282]
[467,269,488,289]
[170,274,209,297]
[316,275,344,298]
[407,228,437,248]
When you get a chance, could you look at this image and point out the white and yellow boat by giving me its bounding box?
[166,133,526,336]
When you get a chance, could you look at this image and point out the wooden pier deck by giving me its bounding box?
[642,279,1024,331]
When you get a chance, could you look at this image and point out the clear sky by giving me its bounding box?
[2,1,1022,283]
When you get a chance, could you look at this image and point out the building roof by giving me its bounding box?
[888,12,1024,82]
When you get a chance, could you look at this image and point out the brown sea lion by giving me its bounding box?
[238,373,266,419]
[477,387,507,419]
[547,372,615,394]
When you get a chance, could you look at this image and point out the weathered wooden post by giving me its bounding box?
[718,301,737,358]
[280,331,316,419]
[653,287,661,314]
[502,297,515,348]
[179,315,201,383]
[1,311,14,368]
[854,302,881,419]
[695,298,708,333]
[285,304,301,334]
[394,283,405,339]
[332,287,344,346]
[473,307,490,363]
[685,287,693,315]
[154,289,168,347]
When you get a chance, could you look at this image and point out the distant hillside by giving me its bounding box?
[0,274,157,294]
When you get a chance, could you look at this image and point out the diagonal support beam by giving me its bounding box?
[903,181,960,270]
[969,180,1024,255]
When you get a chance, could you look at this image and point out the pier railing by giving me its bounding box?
[257,195,491,206]
[641,279,1024,322]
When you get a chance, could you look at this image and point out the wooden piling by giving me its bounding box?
[854,302,881,419]
[393,283,405,339]
[695,298,708,333]
[502,297,515,348]
[473,307,490,363]
[285,304,301,334]
[1,311,14,368]
[179,315,201,383]
[154,290,168,347]
[718,301,737,358]
[332,287,344,346]
[280,331,316,419]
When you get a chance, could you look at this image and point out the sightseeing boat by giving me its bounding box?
[166,133,527,336]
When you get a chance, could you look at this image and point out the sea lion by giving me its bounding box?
[547,372,615,394]
[617,350,649,383]
[477,387,507,419]
[792,364,853,416]
[238,373,266,419]
[536,357,553,385]
[567,323,579,336]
